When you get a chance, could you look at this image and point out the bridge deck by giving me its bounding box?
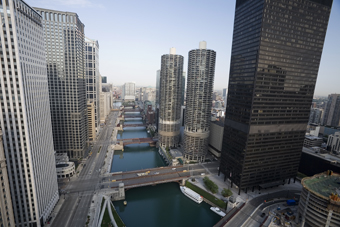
[122,124,146,127]
[123,115,142,118]
[117,137,156,145]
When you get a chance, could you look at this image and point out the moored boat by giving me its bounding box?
[180,186,203,204]
[210,207,226,217]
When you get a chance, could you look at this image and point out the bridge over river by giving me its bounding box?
[101,162,220,190]
[116,137,156,146]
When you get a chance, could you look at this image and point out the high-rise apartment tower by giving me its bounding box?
[183,41,216,162]
[85,37,101,130]
[158,48,184,148]
[34,8,88,158]
[220,0,333,193]
[1,1,59,225]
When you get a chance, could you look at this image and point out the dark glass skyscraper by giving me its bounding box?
[220,0,333,193]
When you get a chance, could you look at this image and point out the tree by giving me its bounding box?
[203,176,218,194]
[221,188,233,197]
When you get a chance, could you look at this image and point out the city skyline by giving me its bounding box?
[25,0,340,96]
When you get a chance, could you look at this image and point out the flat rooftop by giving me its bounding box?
[302,172,340,199]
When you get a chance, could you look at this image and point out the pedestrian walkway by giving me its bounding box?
[46,197,65,226]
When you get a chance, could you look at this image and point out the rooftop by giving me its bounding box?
[302,172,340,199]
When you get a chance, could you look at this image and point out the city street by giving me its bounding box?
[51,111,118,227]
[224,190,301,227]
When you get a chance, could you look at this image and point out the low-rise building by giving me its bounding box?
[56,162,75,179]
[298,171,340,227]
[146,105,155,124]
[303,135,323,148]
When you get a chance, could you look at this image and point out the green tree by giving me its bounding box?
[203,177,218,194]
[221,188,233,197]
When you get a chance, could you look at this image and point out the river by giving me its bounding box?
[110,102,221,226]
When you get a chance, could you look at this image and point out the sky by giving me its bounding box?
[26,0,340,96]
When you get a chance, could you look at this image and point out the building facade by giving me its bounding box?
[1,1,59,225]
[0,129,15,226]
[158,48,184,148]
[327,132,340,153]
[183,41,216,162]
[156,70,161,108]
[208,121,224,158]
[100,92,111,123]
[308,108,323,125]
[87,101,96,141]
[181,72,186,106]
[122,82,135,101]
[323,94,340,127]
[34,7,88,158]
[85,37,100,129]
[220,0,333,193]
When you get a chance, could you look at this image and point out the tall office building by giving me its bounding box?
[183,41,216,162]
[122,82,135,101]
[158,48,184,147]
[222,88,227,98]
[0,129,15,226]
[85,37,101,129]
[322,94,340,127]
[102,76,107,83]
[155,70,161,132]
[220,0,333,193]
[34,8,88,158]
[181,72,186,105]
[0,1,59,225]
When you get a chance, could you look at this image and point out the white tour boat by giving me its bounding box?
[210,207,226,217]
[180,186,203,204]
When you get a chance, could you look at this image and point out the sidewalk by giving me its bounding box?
[46,196,65,226]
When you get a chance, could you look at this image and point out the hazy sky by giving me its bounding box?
[27,0,339,96]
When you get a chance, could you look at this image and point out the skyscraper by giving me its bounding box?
[322,94,340,127]
[155,70,161,132]
[183,41,216,162]
[122,82,135,101]
[34,8,88,158]
[85,37,101,131]
[158,48,184,148]
[0,1,59,225]
[181,72,186,106]
[222,88,227,98]
[220,0,333,193]
[0,129,15,227]
[156,70,161,108]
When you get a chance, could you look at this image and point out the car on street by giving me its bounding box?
[260,212,266,218]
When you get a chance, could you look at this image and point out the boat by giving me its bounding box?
[210,207,226,217]
[180,186,203,204]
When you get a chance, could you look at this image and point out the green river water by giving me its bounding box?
[110,105,221,226]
